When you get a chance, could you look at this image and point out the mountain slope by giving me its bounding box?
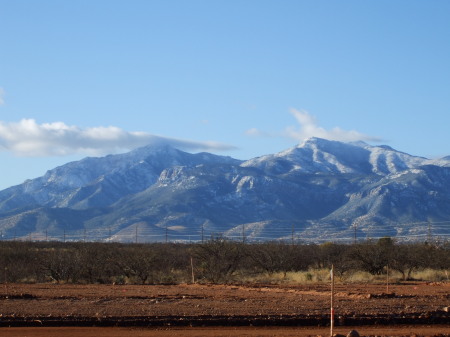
[0,138,449,242]
[242,137,428,176]
[0,144,241,211]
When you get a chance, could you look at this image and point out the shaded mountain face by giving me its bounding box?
[1,138,449,242]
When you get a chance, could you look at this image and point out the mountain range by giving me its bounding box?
[1,137,449,243]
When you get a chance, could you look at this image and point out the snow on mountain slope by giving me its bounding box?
[1,137,450,242]
[427,156,450,167]
[241,137,429,176]
[0,144,241,212]
[320,164,450,237]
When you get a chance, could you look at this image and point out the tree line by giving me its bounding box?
[1,238,449,284]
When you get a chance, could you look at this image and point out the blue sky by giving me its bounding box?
[1,0,450,190]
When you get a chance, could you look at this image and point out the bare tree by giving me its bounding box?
[245,241,299,277]
[192,239,243,283]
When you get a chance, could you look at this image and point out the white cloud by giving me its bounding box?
[246,109,381,143]
[0,88,5,105]
[245,128,272,137]
[0,119,236,157]
[286,109,381,142]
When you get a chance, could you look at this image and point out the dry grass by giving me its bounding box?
[240,269,333,284]
[239,268,450,285]
[413,268,450,282]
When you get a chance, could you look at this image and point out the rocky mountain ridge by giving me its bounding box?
[1,137,449,242]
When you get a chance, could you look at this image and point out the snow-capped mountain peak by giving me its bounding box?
[242,137,429,176]
[1,137,450,243]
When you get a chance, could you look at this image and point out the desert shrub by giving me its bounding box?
[314,242,357,278]
[244,241,297,276]
[191,239,244,283]
[0,240,448,285]
[77,242,119,283]
[39,246,83,283]
[0,241,40,282]
[423,241,450,271]
[348,239,393,275]
[111,244,164,284]
[387,243,429,280]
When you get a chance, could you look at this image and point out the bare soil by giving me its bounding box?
[1,282,449,336]
[2,326,450,337]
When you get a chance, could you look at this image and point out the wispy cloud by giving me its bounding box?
[286,109,381,142]
[0,119,236,157]
[246,109,381,143]
[245,128,272,137]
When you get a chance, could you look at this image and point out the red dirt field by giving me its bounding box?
[2,326,450,337]
[1,282,449,336]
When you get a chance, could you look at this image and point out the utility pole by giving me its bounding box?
[135,224,138,244]
[242,224,246,243]
[427,222,432,243]
[165,225,168,243]
[291,223,295,245]
[201,223,204,243]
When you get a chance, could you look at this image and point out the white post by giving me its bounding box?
[190,257,195,284]
[386,264,389,293]
[330,264,335,337]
